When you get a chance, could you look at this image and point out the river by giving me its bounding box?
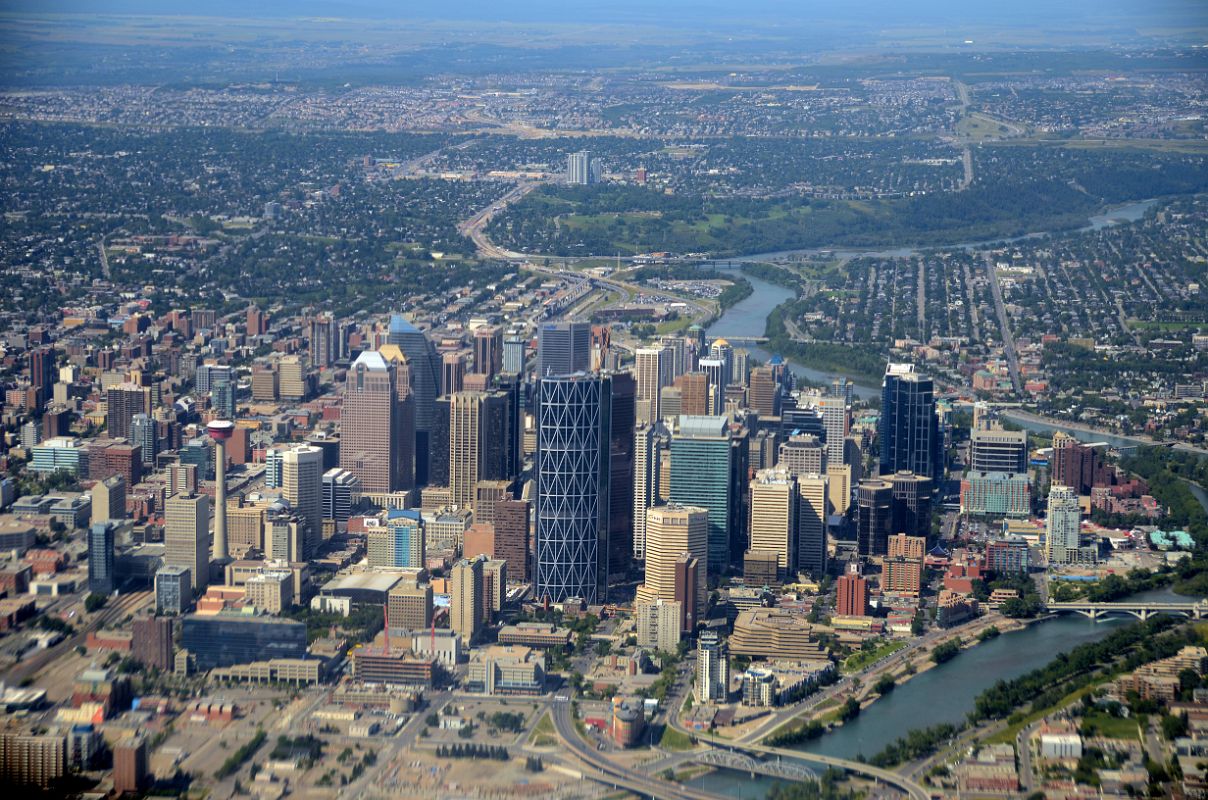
[688,587,1198,799]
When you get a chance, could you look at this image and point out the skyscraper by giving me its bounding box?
[164,493,209,593]
[441,352,466,396]
[534,374,610,604]
[696,630,729,703]
[748,366,779,417]
[608,372,636,579]
[669,415,732,574]
[818,395,850,471]
[698,358,727,415]
[340,351,405,493]
[91,475,125,526]
[708,339,734,386]
[306,312,336,368]
[322,468,361,527]
[567,151,592,185]
[1045,485,1082,565]
[631,424,666,560]
[88,522,116,595]
[638,504,708,614]
[368,511,425,568]
[779,434,826,475]
[451,556,484,645]
[472,326,503,379]
[448,391,513,509]
[635,346,672,424]
[748,468,797,578]
[796,474,829,576]
[106,384,150,440]
[890,470,933,542]
[970,429,1028,474]
[130,413,157,467]
[281,444,324,558]
[836,563,868,617]
[388,314,440,485]
[855,478,893,558]
[495,498,531,582]
[879,363,941,480]
[502,335,526,376]
[537,321,590,379]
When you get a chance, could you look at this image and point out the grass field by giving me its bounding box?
[659,725,695,751]
[528,713,558,748]
[843,640,909,674]
[957,112,1025,141]
[1080,712,1141,741]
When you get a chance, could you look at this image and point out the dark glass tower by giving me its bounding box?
[389,314,440,485]
[879,363,941,480]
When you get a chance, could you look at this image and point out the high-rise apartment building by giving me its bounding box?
[106,384,150,440]
[836,564,869,617]
[164,493,209,593]
[695,630,729,703]
[367,511,425,568]
[1045,485,1083,565]
[669,415,732,574]
[306,312,336,368]
[113,736,147,795]
[534,374,610,603]
[567,151,592,185]
[970,428,1028,474]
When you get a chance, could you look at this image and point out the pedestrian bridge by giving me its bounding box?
[1046,600,1208,621]
[692,749,816,781]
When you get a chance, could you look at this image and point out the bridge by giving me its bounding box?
[1046,600,1208,621]
[713,740,931,800]
[711,336,768,344]
[692,749,816,781]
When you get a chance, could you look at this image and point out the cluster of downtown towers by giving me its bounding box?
[341,316,941,606]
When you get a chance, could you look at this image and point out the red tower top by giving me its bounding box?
[206,420,235,442]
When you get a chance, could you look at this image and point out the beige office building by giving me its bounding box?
[638,504,707,613]
[450,556,484,646]
[748,468,797,574]
[281,444,323,559]
[164,493,209,592]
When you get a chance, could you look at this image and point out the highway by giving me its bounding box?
[983,251,1022,394]
[550,699,727,800]
[458,182,537,260]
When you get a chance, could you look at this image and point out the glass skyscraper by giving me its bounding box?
[669,415,733,574]
[388,314,440,485]
[534,374,610,604]
[879,363,942,480]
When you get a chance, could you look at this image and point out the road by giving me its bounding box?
[982,252,1022,394]
[550,699,726,800]
[458,182,538,260]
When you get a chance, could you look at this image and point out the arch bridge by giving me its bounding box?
[692,749,816,781]
[1046,600,1208,621]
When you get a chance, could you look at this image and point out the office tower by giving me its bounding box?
[340,350,406,493]
[306,312,336,368]
[451,556,484,645]
[639,504,708,611]
[608,372,636,578]
[818,395,850,471]
[131,616,173,672]
[113,736,148,795]
[534,374,610,604]
[674,555,701,632]
[971,428,1028,474]
[378,343,417,491]
[490,374,523,480]
[388,582,433,632]
[265,506,303,562]
[733,349,750,387]
[567,150,592,185]
[678,372,709,416]
[207,421,233,561]
[537,321,590,378]
[698,358,726,415]
[828,463,853,516]
[1045,485,1082,565]
[280,444,323,558]
[475,480,511,526]
[855,479,893,557]
[590,325,611,372]
[494,498,530,582]
[154,566,191,614]
[502,335,526,375]
[779,434,826,475]
[1051,432,1105,495]
[91,475,125,526]
[429,395,451,487]
[130,413,157,467]
[277,355,307,401]
[368,512,425,568]
[659,385,682,421]
[448,392,483,509]
[482,559,506,621]
[195,364,231,395]
[29,347,55,394]
[670,415,732,574]
[441,352,466,396]
[388,314,440,485]
[181,613,307,670]
[748,468,797,577]
[635,346,672,424]
[796,474,829,576]
[708,339,734,386]
[879,363,941,480]
[695,630,729,703]
[890,470,933,541]
[632,424,665,560]
[322,468,360,527]
[42,405,70,440]
[106,384,150,440]
[251,364,278,401]
[164,493,209,592]
[473,326,503,379]
[88,522,116,595]
[748,366,779,417]
[836,563,868,617]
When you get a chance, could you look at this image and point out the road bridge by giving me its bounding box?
[1046,600,1208,621]
[693,749,816,781]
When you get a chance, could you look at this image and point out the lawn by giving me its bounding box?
[843,640,909,673]
[528,713,558,749]
[659,725,696,751]
[1081,712,1141,741]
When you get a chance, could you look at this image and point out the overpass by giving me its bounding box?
[1046,600,1208,621]
[692,749,816,781]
